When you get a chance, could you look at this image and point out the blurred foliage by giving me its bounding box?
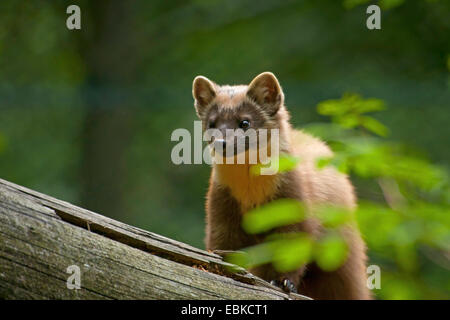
[227,94,450,299]
[317,93,389,136]
[0,0,448,299]
[342,0,442,10]
[343,0,406,10]
[250,155,301,176]
[0,133,6,154]
[242,199,305,234]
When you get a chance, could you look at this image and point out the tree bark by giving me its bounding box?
[0,178,310,300]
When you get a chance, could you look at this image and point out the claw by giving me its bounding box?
[270,278,298,293]
[283,279,298,293]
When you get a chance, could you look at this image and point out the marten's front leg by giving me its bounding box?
[205,182,258,251]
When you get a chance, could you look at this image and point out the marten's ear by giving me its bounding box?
[247,72,284,116]
[193,76,216,118]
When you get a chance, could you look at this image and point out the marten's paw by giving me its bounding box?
[270,279,298,294]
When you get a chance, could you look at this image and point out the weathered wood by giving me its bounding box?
[0,178,310,300]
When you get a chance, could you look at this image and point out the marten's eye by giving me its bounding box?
[239,120,250,130]
[208,121,215,128]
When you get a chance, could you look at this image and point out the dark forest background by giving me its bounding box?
[0,0,448,299]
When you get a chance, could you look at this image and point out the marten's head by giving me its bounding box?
[192,72,291,162]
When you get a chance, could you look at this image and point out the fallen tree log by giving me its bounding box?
[0,178,310,300]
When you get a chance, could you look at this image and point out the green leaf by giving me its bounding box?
[225,244,274,269]
[277,156,301,173]
[335,114,360,128]
[316,205,354,228]
[250,155,300,176]
[314,234,349,271]
[317,93,386,121]
[225,233,314,272]
[317,100,348,116]
[272,234,313,272]
[361,116,389,137]
[242,199,305,234]
[316,157,332,169]
[352,98,385,114]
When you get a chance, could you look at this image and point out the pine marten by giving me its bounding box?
[192,72,371,300]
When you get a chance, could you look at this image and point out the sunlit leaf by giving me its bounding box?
[314,234,349,271]
[316,157,332,169]
[361,116,389,137]
[226,233,314,272]
[225,243,274,270]
[272,234,313,272]
[242,199,305,234]
[250,155,300,176]
[317,100,347,116]
[316,205,354,228]
[317,93,385,118]
[353,97,385,114]
[336,158,349,173]
[335,114,359,128]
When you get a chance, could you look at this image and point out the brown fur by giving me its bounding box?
[193,72,371,300]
